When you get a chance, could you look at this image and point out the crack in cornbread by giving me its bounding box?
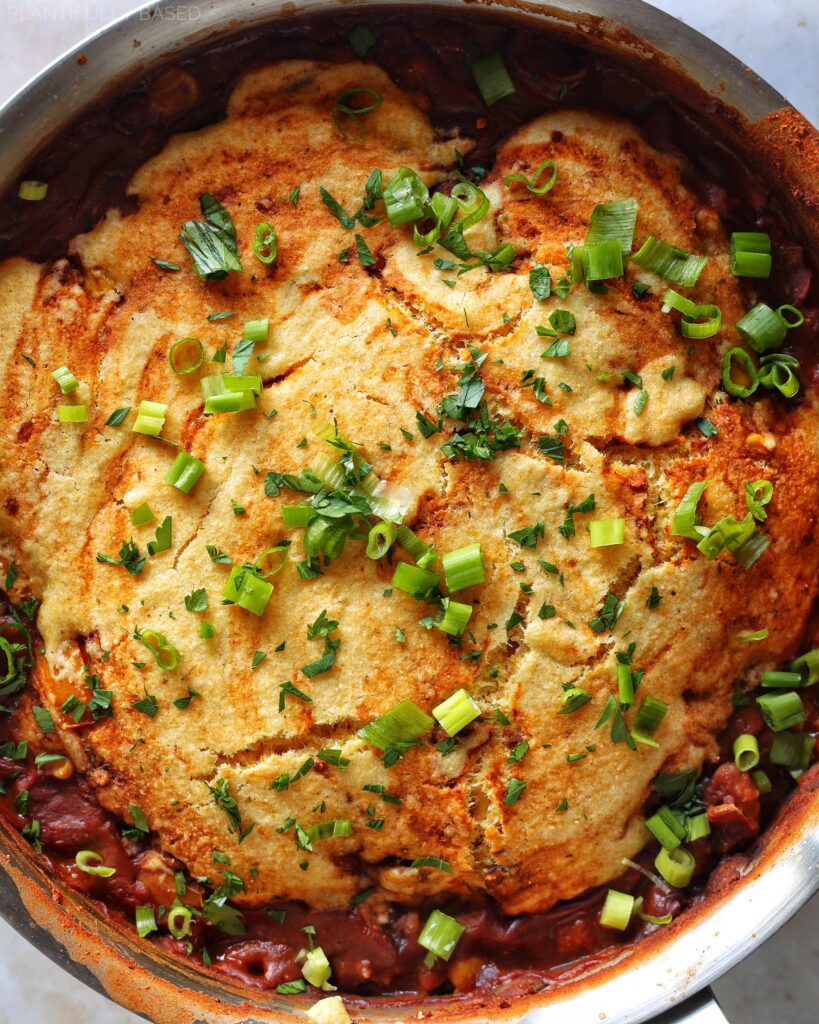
[1,60,818,919]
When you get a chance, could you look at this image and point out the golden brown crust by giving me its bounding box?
[1,60,818,914]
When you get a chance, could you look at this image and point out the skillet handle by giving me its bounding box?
[652,987,730,1024]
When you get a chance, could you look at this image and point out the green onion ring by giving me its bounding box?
[776,304,804,328]
[722,347,758,398]
[504,159,557,196]
[332,87,383,141]
[168,337,204,375]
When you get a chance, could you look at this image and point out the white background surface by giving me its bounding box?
[0,1,816,1022]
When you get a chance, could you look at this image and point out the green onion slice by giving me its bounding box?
[168,338,204,375]
[135,906,158,939]
[75,850,116,877]
[132,400,167,437]
[433,688,480,736]
[686,812,711,842]
[165,451,205,494]
[57,404,87,423]
[136,628,180,671]
[441,542,485,592]
[332,87,383,141]
[391,561,439,600]
[252,221,277,265]
[589,518,625,548]
[599,889,634,931]
[791,647,819,686]
[504,159,557,196]
[760,670,802,689]
[357,699,434,751]
[632,236,707,286]
[383,166,429,226]
[777,304,804,328]
[752,769,772,794]
[769,731,815,772]
[130,502,155,526]
[736,303,786,353]
[632,696,669,747]
[167,903,193,939]
[223,565,273,616]
[282,504,314,528]
[437,597,472,637]
[733,733,760,771]
[366,521,398,560]
[18,180,48,201]
[581,239,623,281]
[471,52,515,107]
[645,805,686,850]
[730,233,771,278]
[655,846,695,888]
[242,318,269,342]
[758,352,800,398]
[418,909,465,963]
[585,197,637,256]
[302,945,333,988]
[671,480,709,540]
[756,691,806,732]
[722,347,758,398]
[395,524,432,565]
[51,365,79,394]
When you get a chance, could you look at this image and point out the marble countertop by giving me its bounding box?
[0,1,815,1022]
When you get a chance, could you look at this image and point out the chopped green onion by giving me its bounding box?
[645,805,687,850]
[332,87,383,141]
[686,812,711,842]
[51,365,79,394]
[756,691,806,732]
[617,662,634,707]
[733,733,760,771]
[391,561,439,600]
[418,909,465,962]
[730,233,771,278]
[366,521,398,559]
[769,731,815,771]
[677,302,722,340]
[437,597,472,636]
[411,857,452,873]
[165,451,205,494]
[130,502,155,526]
[135,906,158,939]
[282,504,314,528]
[136,628,180,670]
[433,688,480,736]
[168,337,204,375]
[791,648,819,686]
[223,565,273,616]
[722,347,758,398]
[632,236,707,286]
[504,159,557,196]
[632,696,669,747]
[358,699,434,750]
[441,542,485,591]
[302,946,333,988]
[760,670,803,688]
[243,318,269,342]
[671,480,709,540]
[581,239,623,281]
[599,889,634,930]
[223,374,262,394]
[132,399,167,436]
[471,52,515,106]
[167,903,193,939]
[75,850,116,877]
[585,198,637,256]
[18,180,48,201]
[58,404,87,423]
[589,518,625,548]
[655,846,695,888]
[251,222,277,265]
[736,303,786,353]
[777,304,804,328]
[752,769,772,794]
[383,167,429,226]
[199,621,215,640]
[758,352,800,398]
